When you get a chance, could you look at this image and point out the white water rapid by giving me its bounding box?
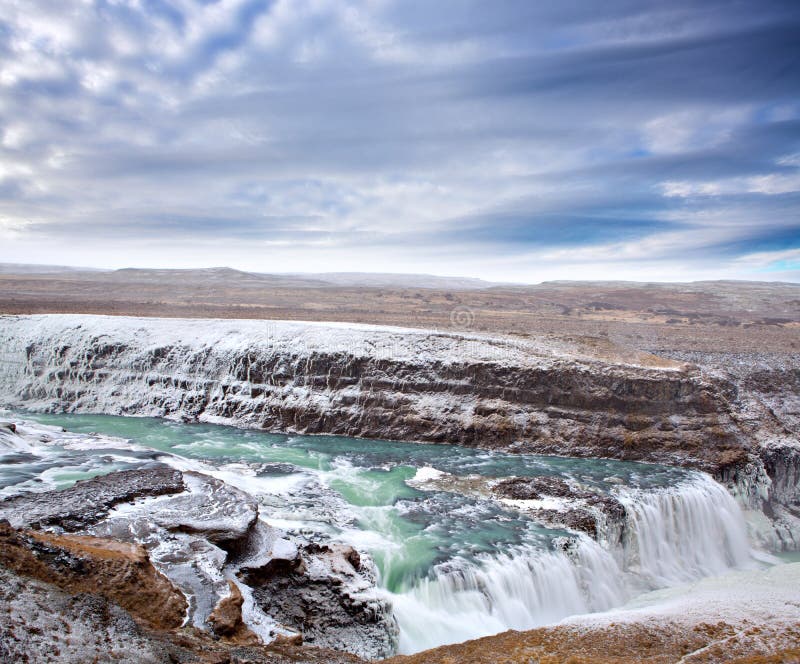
[391,473,753,654]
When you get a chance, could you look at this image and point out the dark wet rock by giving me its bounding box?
[535,508,602,537]
[0,466,185,531]
[494,476,575,500]
[0,421,16,433]
[254,462,301,475]
[493,476,626,539]
[231,519,300,575]
[241,541,398,660]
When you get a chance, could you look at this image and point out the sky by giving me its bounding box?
[0,0,799,283]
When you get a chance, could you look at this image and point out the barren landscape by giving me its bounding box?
[1,265,798,355]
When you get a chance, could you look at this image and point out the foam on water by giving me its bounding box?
[393,539,623,652]
[387,472,756,653]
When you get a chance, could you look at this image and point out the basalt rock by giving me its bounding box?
[0,315,797,547]
[494,476,576,500]
[145,472,259,545]
[655,350,800,550]
[0,444,391,657]
[0,466,185,531]
[241,541,398,660]
[0,315,746,474]
[492,476,626,539]
[0,565,174,664]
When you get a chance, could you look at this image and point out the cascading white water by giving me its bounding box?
[615,473,752,585]
[391,472,754,654]
[391,540,626,653]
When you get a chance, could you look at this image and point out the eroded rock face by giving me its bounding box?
[3,316,799,542]
[0,520,187,630]
[0,315,747,473]
[146,472,259,544]
[241,541,399,660]
[85,470,263,630]
[0,460,395,659]
[655,350,800,550]
[209,580,260,645]
[0,466,185,531]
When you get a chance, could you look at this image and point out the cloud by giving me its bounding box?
[0,0,798,281]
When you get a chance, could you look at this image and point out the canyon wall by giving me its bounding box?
[0,314,797,547]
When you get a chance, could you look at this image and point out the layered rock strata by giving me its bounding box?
[0,315,746,470]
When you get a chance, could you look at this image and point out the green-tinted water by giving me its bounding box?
[5,412,689,592]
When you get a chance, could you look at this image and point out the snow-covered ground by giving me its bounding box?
[566,561,800,630]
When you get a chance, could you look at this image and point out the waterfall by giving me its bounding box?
[615,473,752,585]
[391,472,754,654]
[390,540,625,654]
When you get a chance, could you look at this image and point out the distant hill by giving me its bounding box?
[0,264,796,293]
[286,272,499,290]
[0,264,502,290]
[0,263,103,275]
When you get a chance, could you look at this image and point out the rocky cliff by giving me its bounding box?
[0,314,797,548]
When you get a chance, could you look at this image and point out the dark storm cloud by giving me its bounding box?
[0,0,799,279]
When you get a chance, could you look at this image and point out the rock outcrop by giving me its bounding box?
[1,314,796,548]
[653,350,800,551]
[0,520,187,630]
[208,580,260,645]
[0,315,747,473]
[0,466,185,531]
[240,541,399,660]
[145,472,259,544]
[493,476,626,539]
[0,564,368,664]
[0,462,398,660]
